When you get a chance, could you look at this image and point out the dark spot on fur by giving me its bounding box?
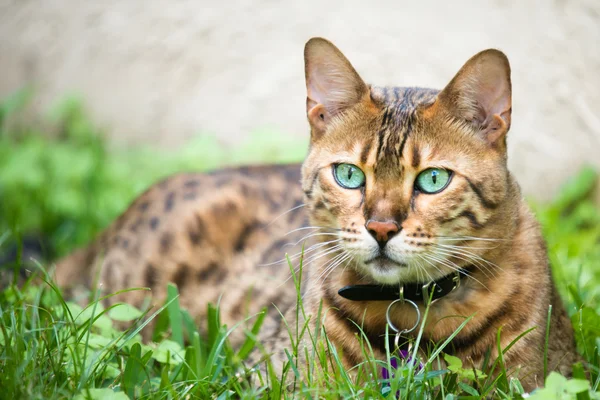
[145,263,159,288]
[164,191,175,212]
[184,179,201,188]
[173,263,191,289]
[196,262,227,283]
[314,199,326,211]
[149,217,160,230]
[234,220,263,252]
[160,232,173,254]
[188,214,206,246]
[121,238,130,249]
[130,218,144,233]
[138,201,150,211]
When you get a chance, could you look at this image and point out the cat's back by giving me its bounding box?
[55,163,308,338]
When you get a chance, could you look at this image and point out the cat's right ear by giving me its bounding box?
[304,38,370,138]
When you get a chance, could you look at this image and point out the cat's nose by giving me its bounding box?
[365,220,400,247]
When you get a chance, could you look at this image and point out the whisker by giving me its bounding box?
[289,232,340,247]
[415,254,445,282]
[321,254,354,284]
[435,235,508,242]
[314,252,349,283]
[283,225,341,237]
[430,246,497,280]
[421,253,490,291]
[258,239,343,267]
[433,244,503,273]
[267,203,306,226]
[276,245,345,287]
[301,245,345,266]
[436,242,499,251]
[415,256,435,283]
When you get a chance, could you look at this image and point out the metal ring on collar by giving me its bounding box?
[385,298,421,335]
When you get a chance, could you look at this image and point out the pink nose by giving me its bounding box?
[366,220,399,245]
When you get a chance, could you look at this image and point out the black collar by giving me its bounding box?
[337,267,472,302]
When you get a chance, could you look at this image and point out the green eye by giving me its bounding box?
[415,168,451,194]
[333,164,366,189]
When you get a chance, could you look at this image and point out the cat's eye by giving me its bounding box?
[415,168,451,194]
[333,163,365,189]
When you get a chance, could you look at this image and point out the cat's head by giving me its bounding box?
[301,38,515,285]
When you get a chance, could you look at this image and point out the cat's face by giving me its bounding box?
[302,38,513,284]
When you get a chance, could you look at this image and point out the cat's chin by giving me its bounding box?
[361,257,415,285]
[366,267,427,285]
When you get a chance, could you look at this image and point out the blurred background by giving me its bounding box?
[0,0,599,258]
[2,0,599,199]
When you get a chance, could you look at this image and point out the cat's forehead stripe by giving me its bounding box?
[370,86,438,172]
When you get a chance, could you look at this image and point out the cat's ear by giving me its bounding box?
[437,49,512,146]
[304,38,370,137]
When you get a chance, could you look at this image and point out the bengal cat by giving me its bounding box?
[54,38,578,391]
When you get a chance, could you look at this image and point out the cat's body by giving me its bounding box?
[55,38,578,391]
[56,165,308,345]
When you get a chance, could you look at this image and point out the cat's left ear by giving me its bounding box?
[437,49,512,147]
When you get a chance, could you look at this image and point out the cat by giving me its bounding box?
[54,37,578,391]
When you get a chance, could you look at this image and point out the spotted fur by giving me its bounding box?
[55,38,577,391]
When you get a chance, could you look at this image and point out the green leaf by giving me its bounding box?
[108,303,143,321]
[564,379,590,394]
[444,354,463,370]
[73,388,129,400]
[545,371,568,392]
[152,340,185,365]
[85,333,112,349]
[458,382,479,396]
[122,343,144,399]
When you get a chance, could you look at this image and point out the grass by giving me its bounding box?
[0,91,599,399]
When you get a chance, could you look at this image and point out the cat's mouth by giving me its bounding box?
[364,255,407,268]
